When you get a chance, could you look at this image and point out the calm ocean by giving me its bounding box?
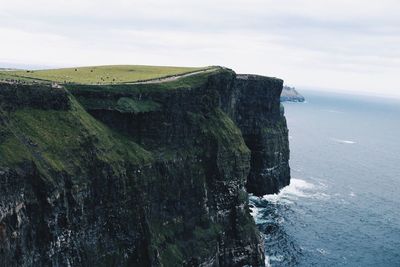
[250,90,400,266]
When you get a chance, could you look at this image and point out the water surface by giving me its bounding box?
[251,91,400,266]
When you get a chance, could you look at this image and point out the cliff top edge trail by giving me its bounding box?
[0,65,219,86]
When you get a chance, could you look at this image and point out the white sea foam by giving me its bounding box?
[269,255,284,262]
[249,204,261,218]
[265,255,272,267]
[249,205,258,217]
[317,248,329,255]
[249,204,269,224]
[341,140,356,144]
[264,178,313,200]
[262,178,330,203]
[331,138,356,144]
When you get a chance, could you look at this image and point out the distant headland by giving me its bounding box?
[281,86,305,102]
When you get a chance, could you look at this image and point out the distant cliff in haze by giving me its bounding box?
[281,86,305,102]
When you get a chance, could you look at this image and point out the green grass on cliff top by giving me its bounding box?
[0,65,208,85]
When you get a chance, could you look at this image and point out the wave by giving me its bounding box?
[330,138,356,144]
[265,256,272,267]
[260,178,329,204]
[249,179,318,266]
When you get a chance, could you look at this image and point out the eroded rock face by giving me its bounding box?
[0,68,289,266]
[232,75,291,196]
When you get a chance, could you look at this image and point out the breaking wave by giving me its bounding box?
[249,178,330,266]
[261,178,329,204]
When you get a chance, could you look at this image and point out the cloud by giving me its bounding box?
[0,0,399,96]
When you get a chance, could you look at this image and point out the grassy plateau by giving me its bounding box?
[0,65,210,85]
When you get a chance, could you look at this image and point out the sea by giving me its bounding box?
[250,90,400,267]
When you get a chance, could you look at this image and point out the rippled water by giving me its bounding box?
[250,91,400,267]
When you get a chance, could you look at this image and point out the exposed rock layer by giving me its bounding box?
[0,68,290,266]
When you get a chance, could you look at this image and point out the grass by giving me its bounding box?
[0,97,152,177]
[0,65,209,85]
[67,68,225,112]
[0,66,231,171]
[67,67,223,97]
[199,108,250,155]
[115,97,161,113]
[0,72,47,83]
[151,216,222,266]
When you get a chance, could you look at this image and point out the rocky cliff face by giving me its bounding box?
[280,86,305,102]
[232,75,290,196]
[0,68,290,266]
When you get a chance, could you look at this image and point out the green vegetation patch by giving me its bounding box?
[115,97,161,114]
[199,108,250,155]
[68,68,225,113]
[0,72,50,84]
[74,96,161,114]
[0,65,208,85]
[0,97,152,177]
[0,120,32,165]
[151,217,222,267]
[67,67,221,95]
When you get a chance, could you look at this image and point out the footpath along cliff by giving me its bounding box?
[0,67,290,266]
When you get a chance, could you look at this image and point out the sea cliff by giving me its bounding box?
[280,86,305,102]
[0,67,290,266]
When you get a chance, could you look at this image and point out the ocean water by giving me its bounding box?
[250,91,400,267]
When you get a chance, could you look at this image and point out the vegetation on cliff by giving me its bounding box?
[0,65,289,266]
[0,65,209,85]
[0,96,152,177]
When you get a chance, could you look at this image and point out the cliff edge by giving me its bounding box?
[0,67,290,266]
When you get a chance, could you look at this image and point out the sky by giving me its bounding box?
[1,0,399,97]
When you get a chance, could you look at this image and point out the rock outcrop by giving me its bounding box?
[0,67,290,266]
[280,86,305,102]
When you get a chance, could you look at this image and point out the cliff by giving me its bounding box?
[280,86,305,102]
[0,67,290,266]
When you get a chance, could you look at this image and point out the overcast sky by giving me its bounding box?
[1,0,399,97]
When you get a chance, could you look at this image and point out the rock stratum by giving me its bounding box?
[0,67,290,266]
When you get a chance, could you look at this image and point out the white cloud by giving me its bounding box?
[0,0,399,96]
